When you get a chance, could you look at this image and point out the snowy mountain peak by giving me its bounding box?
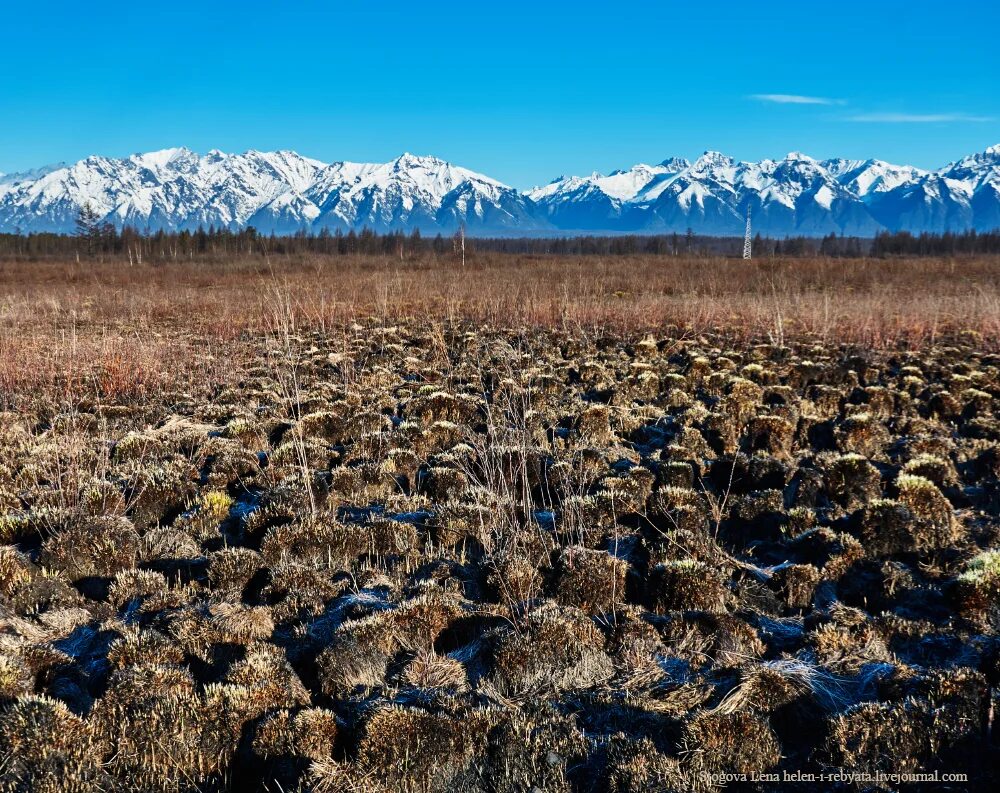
[659,157,691,171]
[392,152,445,168]
[693,151,733,168]
[2,145,1000,236]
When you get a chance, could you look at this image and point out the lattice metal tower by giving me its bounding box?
[743,206,752,260]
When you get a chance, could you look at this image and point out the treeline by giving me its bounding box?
[868,229,1000,257]
[0,224,998,261]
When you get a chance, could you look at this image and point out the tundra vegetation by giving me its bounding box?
[0,252,999,791]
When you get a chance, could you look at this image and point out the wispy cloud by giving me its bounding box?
[749,93,842,106]
[847,112,993,123]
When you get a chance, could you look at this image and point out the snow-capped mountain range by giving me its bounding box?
[1,145,998,236]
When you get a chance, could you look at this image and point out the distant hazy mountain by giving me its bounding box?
[1,145,998,236]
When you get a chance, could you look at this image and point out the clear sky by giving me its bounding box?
[1,0,998,188]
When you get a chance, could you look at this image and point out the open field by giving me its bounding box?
[1,253,999,410]
[1,254,1000,791]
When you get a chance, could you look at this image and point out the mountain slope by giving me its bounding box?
[1,145,999,236]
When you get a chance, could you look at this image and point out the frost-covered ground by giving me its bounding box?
[2,321,999,791]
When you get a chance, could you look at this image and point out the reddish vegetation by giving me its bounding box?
[0,253,998,409]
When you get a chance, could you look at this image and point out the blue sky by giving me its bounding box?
[1,0,998,188]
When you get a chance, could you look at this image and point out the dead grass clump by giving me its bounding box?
[107,568,170,611]
[174,488,234,542]
[90,664,235,791]
[140,525,201,563]
[264,560,348,620]
[824,669,988,779]
[901,452,958,488]
[768,563,821,609]
[401,650,469,692]
[836,412,890,458]
[487,603,614,696]
[8,569,83,616]
[252,706,339,763]
[311,704,491,793]
[647,560,728,614]
[575,405,615,444]
[210,602,276,644]
[106,626,186,669]
[316,634,391,699]
[121,457,200,529]
[207,547,265,596]
[469,704,588,793]
[0,654,33,700]
[362,516,419,558]
[954,550,1000,616]
[0,694,106,793]
[484,550,545,607]
[260,517,359,569]
[601,735,686,793]
[808,608,892,673]
[658,612,766,667]
[0,544,33,596]
[822,453,882,511]
[895,474,956,542]
[681,710,781,779]
[551,545,628,614]
[224,644,309,712]
[823,699,925,774]
[745,414,794,456]
[39,516,140,581]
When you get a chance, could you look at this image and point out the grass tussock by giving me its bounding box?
[0,253,998,788]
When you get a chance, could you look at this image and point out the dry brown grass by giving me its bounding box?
[0,252,997,409]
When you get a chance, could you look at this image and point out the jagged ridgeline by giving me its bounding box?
[0,144,998,236]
